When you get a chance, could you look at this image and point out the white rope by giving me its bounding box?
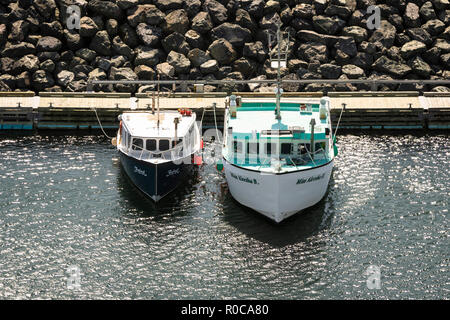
[92,108,114,139]
[333,105,345,140]
[212,103,222,143]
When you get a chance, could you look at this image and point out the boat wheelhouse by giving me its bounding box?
[222,96,336,223]
[117,110,201,202]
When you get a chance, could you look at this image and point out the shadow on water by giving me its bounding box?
[221,178,337,248]
[116,164,199,222]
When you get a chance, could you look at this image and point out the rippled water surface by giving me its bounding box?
[0,132,448,299]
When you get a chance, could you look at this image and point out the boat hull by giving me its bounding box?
[119,150,193,202]
[223,158,334,223]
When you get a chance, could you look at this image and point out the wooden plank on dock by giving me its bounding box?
[329,96,422,109]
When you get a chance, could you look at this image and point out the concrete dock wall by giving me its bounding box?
[0,92,449,131]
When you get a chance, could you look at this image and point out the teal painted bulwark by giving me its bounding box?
[0,123,33,130]
[232,132,326,140]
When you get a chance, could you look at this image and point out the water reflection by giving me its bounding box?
[221,181,335,248]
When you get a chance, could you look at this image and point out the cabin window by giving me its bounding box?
[172,139,182,148]
[233,141,243,153]
[247,142,259,154]
[281,143,292,154]
[132,138,143,150]
[127,133,132,149]
[265,142,276,155]
[159,139,170,151]
[315,142,323,151]
[298,143,310,154]
[146,139,157,151]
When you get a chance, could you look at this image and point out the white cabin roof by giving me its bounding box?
[228,98,329,134]
[121,111,196,138]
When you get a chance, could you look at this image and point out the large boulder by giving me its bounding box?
[90,31,111,56]
[318,63,342,79]
[185,30,205,49]
[56,70,75,87]
[208,39,237,65]
[87,0,122,19]
[240,0,265,19]
[192,12,213,34]
[342,64,365,79]
[243,41,268,63]
[167,51,191,74]
[203,0,228,24]
[127,5,165,27]
[232,57,257,78]
[119,24,140,48]
[32,70,55,91]
[211,23,252,48]
[419,1,437,21]
[11,54,39,75]
[297,43,328,63]
[422,19,446,36]
[109,67,138,92]
[79,17,99,38]
[136,23,162,47]
[334,37,358,57]
[372,56,412,78]
[161,32,189,55]
[404,3,421,28]
[112,36,134,59]
[200,59,219,74]
[36,37,62,52]
[134,47,161,66]
[156,62,175,79]
[156,0,184,11]
[341,26,368,43]
[2,42,35,58]
[187,48,210,67]
[369,20,397,48]
[134,65,156,80]
[410,56,432,77]
[400,40,427,59]
[164,9,189,34]
[312,15,345,35]
[32,0,56,21]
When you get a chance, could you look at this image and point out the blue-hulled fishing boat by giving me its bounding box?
[116,109,201,201]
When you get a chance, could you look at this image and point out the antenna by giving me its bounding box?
[157,74,160,129]
[268,23,290,121]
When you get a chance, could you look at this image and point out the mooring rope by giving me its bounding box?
[212,103,222,144]
[333,104,345,139]
[92,108,114,140]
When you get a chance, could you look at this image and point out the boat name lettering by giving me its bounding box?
[166,169,180,177]
[296,173,325,185]
[230,172,258,185]
[134,166,147,177]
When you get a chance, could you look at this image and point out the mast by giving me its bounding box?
[157,74,160,129]
[269,23,289,121]
[275,23,281,121]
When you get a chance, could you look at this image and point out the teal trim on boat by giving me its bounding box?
[237,106,300,112]
[231,132,326,140]
[0,124,33,130]
[271,122,288,130]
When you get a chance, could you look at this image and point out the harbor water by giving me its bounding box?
[0,132,448,299]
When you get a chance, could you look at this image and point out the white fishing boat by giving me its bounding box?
[115,108,201,201]
[220,25,338,223]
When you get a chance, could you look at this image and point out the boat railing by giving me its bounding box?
[127,142,188,162]
[232,145,328,169]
